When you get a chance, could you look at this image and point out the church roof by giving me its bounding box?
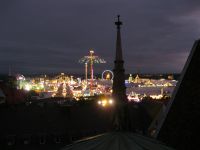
[156,39,200,149]
[62,132,174,150]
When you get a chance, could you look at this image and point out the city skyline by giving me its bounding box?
[0,0,200,74]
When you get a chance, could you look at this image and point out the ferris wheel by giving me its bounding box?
[102,70,114,80]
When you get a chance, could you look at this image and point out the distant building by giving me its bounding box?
[134,74,141,83]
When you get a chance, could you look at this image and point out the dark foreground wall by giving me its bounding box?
[158,40,200,150]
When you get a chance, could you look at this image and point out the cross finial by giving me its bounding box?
[115,15,122,28]
[117,15,120,22]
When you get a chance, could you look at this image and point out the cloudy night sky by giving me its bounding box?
[0,0,200,75]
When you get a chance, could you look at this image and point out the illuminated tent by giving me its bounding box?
[62,132,174,150]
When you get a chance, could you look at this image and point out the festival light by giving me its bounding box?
[97,98,114,107]
[79,50,106,96]
[24,84,31,91]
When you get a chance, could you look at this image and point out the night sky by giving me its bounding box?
[0,0,200,75]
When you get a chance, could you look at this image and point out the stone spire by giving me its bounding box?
[112,15,127,131]
[112,15,127,103]
[115,15,123,61]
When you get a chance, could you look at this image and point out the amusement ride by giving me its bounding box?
[79,50,106,95]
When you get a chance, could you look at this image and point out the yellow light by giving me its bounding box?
[24,84,31,91]
[102,103,106,107]
[98,99,114,107]
[102,100,107,104]
[108,99,113,104]
[90,50,94,54]
[40,84,44,88]
[101,100,107,106]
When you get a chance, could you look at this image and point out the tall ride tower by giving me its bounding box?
[112,15,127,103]
[79,50,106,95]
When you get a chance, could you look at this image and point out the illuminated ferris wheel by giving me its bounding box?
[102,70,114,80]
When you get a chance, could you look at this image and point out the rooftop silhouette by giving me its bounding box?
[157,40,200,149]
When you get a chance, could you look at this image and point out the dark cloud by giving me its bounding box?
[0,0,200,74]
